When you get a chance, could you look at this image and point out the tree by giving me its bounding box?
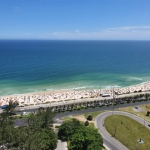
[58,118,103,150]
[23,107,57,150]
[28,107,56,131]
[4,100,19,116]
[0,107,57,150]
[0,100,19,146]
[22,128,57,150]
[87,115,93,121]
[145,93,148,100]
[58,118,83,141]
[68,126,103,150]
[35,128,57,150]
[84,120,89,126]
[146,111,150,116]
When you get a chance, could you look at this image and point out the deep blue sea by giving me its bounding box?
[0,40,150,96]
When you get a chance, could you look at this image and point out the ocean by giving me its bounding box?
[0,40,150,96]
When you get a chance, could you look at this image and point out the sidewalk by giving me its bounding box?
[55,140,67,150]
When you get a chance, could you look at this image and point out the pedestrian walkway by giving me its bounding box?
[55,140,67,150]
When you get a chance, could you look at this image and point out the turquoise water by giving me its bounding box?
[0,40,150,96]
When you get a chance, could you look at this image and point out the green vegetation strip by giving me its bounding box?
[104,115,150,150]
[117,104,150,122]
[84,110,104,120]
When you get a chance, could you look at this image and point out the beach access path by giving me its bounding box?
[55,140,67,150]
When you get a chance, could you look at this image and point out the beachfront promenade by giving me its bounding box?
[0,82,150,110]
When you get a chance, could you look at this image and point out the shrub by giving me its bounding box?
[84,121,89,126]
[146,111,150,116]
[55,125,60,128]
[87,115,93,121]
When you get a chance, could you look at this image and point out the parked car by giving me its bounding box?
[1,105,9,109]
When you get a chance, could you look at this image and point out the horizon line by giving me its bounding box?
[1,39,150,41]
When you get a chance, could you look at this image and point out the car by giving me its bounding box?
[19,105,24,107]
[148,124,150,127]
[1,105,9,109]
[105,102,109,106]
[22,112,28,115]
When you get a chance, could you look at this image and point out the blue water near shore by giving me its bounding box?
[0,40,150,96]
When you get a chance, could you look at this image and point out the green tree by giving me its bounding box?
[58,119,103,150]
[58,118,83,141]
[69,127,103,150]
[87,115,93,121]
[23,107,57,150]
[0,106,57,150]
[84,120,89,126]
[31,128,57,150]
[4,100,19,116]
[0,100,19,146]
[22,128,57,150]
[28,107,56,131]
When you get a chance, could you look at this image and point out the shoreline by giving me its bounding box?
[0,81,150,107]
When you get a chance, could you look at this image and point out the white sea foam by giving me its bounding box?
[46,89,53,91]
[133,77,142,81]
[61,88,69,90]
[128,77,142,81]
[101,85,121,89]
[73,86,86,90]
[88,86,94,88]
[34,90,40,92]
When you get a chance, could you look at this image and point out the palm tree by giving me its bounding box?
[4,100,19,116]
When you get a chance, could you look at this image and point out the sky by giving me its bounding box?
[1,0,150,40]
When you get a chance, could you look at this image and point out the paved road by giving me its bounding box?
[95,111,150,150]
[13,91,150,111]
[13,101,150,150]
[14,100,150,126]
[55,140,67,150]
[54,100,150,120]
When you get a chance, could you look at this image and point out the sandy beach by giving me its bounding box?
[0,82,150,107]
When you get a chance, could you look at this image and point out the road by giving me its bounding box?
[95,111,150,150]
[55,140,67,150]
[13,101,150,149]
[14,90,150,111]
[53,100,150,120]
[14,100,150,126]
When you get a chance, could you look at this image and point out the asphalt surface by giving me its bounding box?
[14,100,150,126]
[13,100,150,150]
[55,140,67,150]
[54,100,150,120]
[95,111,150,150]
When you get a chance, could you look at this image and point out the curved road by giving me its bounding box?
[14,101,150,149]
[95,111,150,150]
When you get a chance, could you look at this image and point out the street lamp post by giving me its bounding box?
[74,89,75,104]
[114,126,117,137]
[144,86,147,126]
[135,144,138,150]
[112,87,115,116]
[53,88,54,100]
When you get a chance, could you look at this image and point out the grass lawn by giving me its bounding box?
[117,104,150,122]
[84,110,104,120]
[11,113,31,120]
[105,115,150,150]
[61,116,72,121]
